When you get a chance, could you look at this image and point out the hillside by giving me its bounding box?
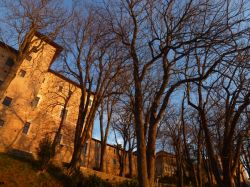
[0,153,69,187]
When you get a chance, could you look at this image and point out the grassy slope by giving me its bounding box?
[0,153,65,187]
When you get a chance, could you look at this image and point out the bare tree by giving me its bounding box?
[98,96,117,172]
[112,102,137,177]
[102,0,250,186]
[60,6,126,173]
[241,114,250,179]
[187,46,250,186]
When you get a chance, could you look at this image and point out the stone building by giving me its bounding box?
[0,32,137,177]
[82,138,137,177]
[155,151,176,178]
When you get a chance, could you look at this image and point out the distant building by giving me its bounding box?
[82,138,137,177]
[0,32,137,177]
[155,151,176,178]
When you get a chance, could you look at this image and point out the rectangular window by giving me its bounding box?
[5,58,14,67]
[22,122,30,134]
[25,55,32,61]
[2,96,12,106]
[19,70,26,77]
[31,97,40,107]
[32,46,39,53]
[60,108,68,119]
[113,159,116,165]
[0,119,4,127]
[58,86,63,92]
[0,80,3,86]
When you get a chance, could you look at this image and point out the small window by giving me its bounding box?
[5,58,14,67]
[23,122,30,134]
[0,80,3,86]
[113,159,116,165]
[31,97,40,107]
[58,86,63,92]
[25,55,32,61]
[0,119,4,127]
[19,70,26,77]
[2,96,12,106]
[32,46,39,53]
[60,108,68,119]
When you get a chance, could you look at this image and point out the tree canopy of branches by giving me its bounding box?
[1,1,250,187]
[100,0,250,186]
[60,6,127,172]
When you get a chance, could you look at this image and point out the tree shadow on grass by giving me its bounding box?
[0,151,75,187]
[5,149,39,170]
[46,164,75,187]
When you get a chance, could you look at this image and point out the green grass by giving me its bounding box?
[0,152,139,187]
[0,153,71,187]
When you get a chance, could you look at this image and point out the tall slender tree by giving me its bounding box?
[60,6,126,173]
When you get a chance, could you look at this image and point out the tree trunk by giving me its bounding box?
[175,143,184,187]
[197,130,203,187]
[133,54,150,187]
[119,155,125,177]
[202,153,214,187]
[222,158,234,187]
[99,143,107,172]
[200,111,223,186]
[136,140,149,187]
[178,166,184,187]
[67,98,86,173]
[128,151,133,178]
[67,142,82,174]
[146,121,158,187]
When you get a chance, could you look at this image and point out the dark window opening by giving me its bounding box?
[58,86,63,92]
[26,55,32,61]
[5,58,14,67]
[23,122,30,134]
[2,96,12,106]
[0,119,4,127]
[32,46,39,53]
[19,70,26,77]
[0,80,3,86]
[31,97,40,107]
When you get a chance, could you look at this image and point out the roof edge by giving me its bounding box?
[0,41,18,55]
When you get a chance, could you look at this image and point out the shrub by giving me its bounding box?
[79,174,112,187]
[116,179,139,187]
[37,136,53,171]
